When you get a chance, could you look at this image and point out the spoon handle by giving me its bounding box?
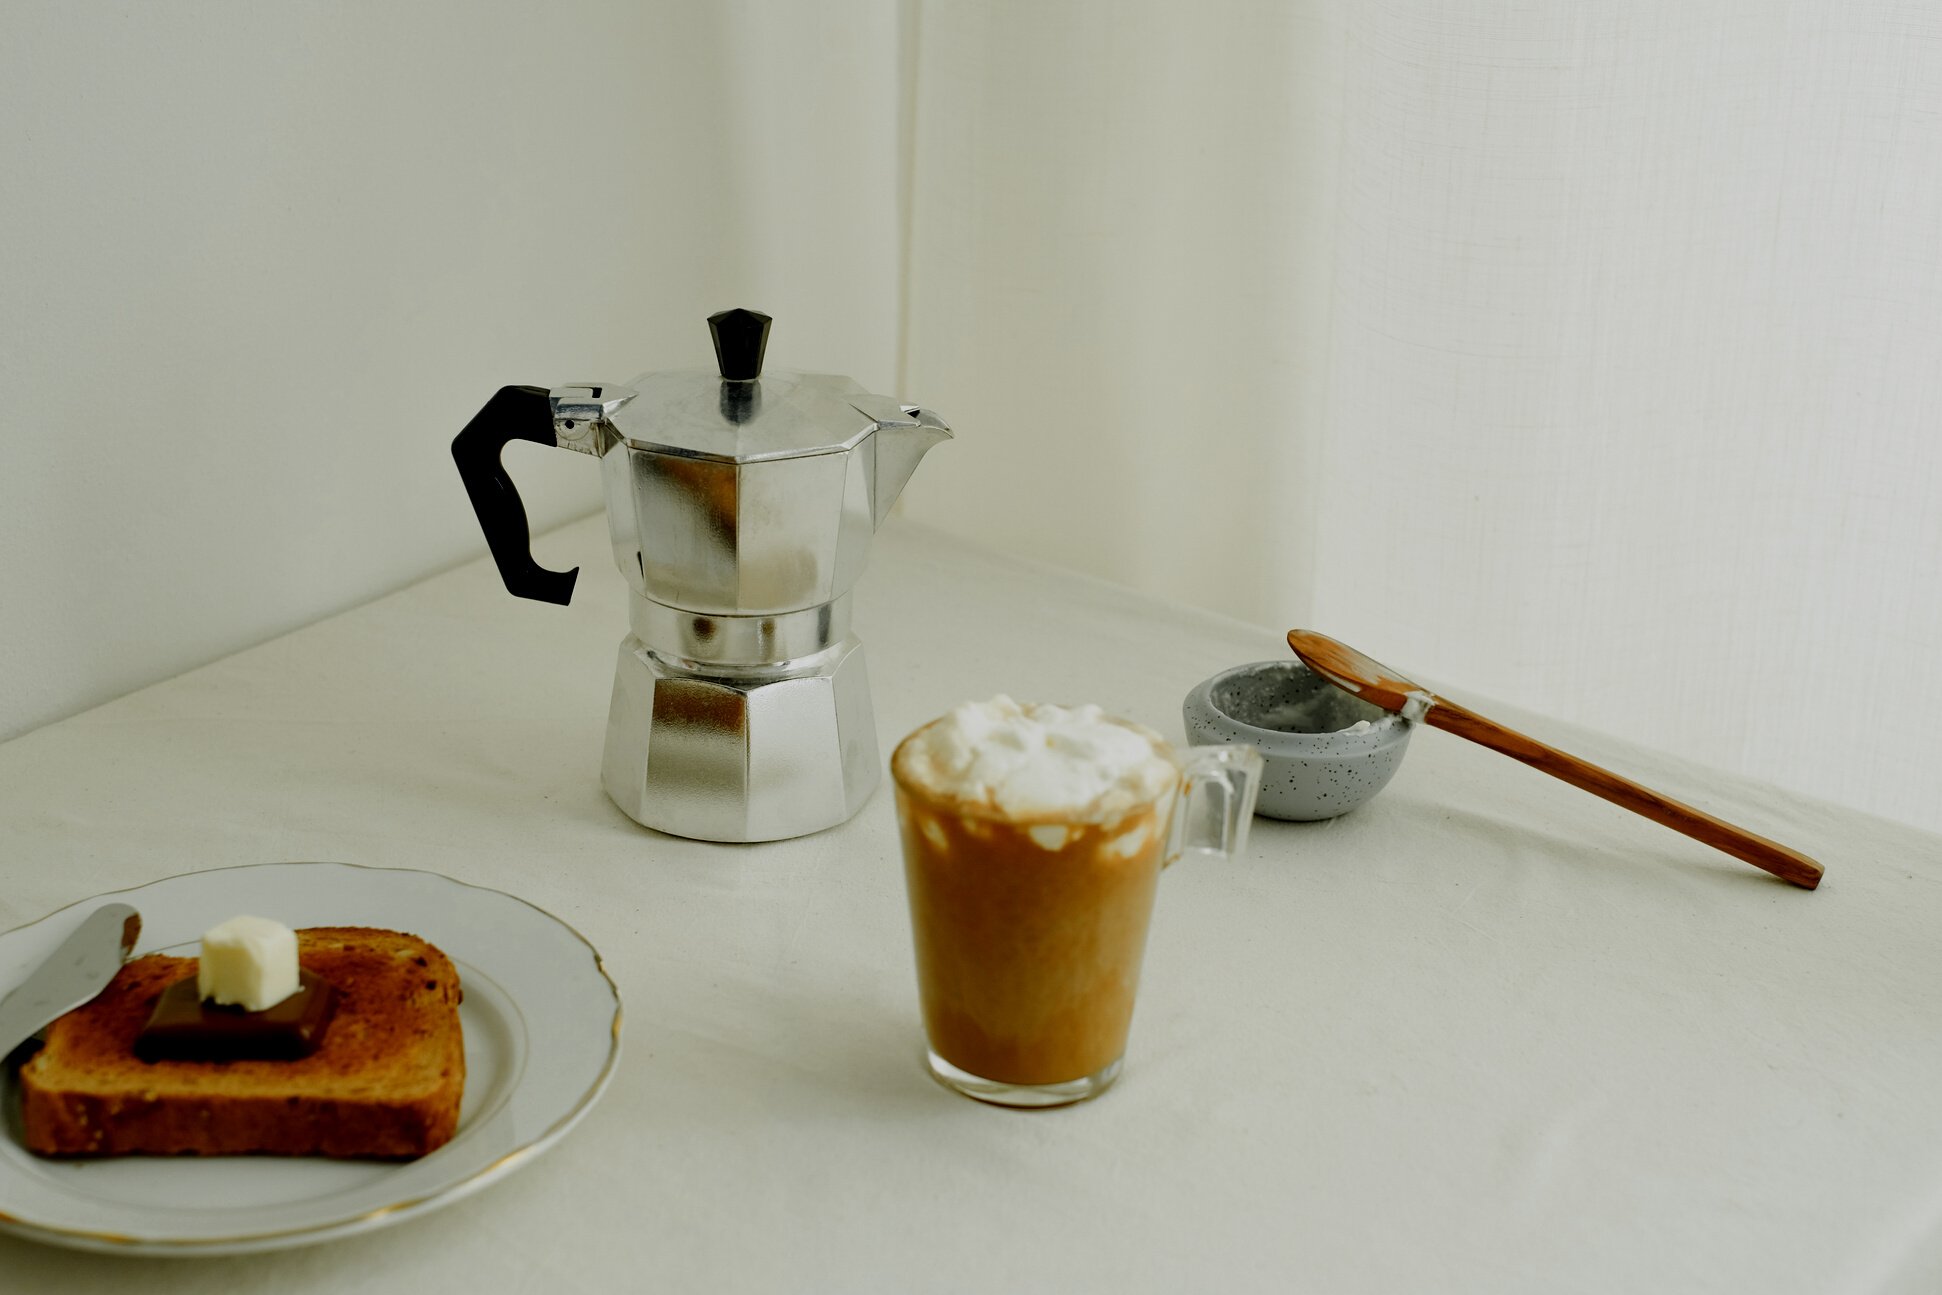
[1425,698,1824,890]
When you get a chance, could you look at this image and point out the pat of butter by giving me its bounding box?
[197,915,300,1012]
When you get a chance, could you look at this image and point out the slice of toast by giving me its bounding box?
[18,926,464,1159]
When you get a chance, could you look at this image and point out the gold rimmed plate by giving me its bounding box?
[0,862,622,1256]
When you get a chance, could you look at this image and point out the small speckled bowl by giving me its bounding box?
[1183,660,1412,821]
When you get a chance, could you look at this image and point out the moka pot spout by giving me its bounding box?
[863,402,953,527]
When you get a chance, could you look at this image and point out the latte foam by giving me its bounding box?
[894,696,1178,822]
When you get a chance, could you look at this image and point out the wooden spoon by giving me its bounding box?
[1286,630,1823,891]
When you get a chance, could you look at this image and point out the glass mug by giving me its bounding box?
[892,715,1262,1107]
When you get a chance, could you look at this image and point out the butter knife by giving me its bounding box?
[0,903,142,1063]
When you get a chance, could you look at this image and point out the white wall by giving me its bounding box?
[6,0,1938,837]
[898,1,1342,624]
[0,0,906,744]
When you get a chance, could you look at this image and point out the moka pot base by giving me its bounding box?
[600,593,879,843]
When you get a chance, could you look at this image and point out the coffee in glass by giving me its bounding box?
[892,697,1260,1107]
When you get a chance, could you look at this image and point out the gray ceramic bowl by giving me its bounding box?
[1183,660,1412,821]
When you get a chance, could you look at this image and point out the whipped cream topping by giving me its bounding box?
[897,695,1177,821]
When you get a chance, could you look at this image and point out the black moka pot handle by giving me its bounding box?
[450,385,579,605]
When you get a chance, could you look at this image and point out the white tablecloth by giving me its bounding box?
[2,514,1936,1293]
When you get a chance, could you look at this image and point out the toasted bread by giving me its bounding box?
[18,926,463,1159]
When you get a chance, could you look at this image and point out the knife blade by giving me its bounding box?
[0,903,142,1063]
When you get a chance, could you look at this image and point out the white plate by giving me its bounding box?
[0,862,621,1256]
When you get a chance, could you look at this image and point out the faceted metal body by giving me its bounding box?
[548,368,948,843]
[600,630,878,843]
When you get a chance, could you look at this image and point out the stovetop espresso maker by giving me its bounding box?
[452,309,950,842]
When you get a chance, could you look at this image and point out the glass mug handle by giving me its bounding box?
[1164,745,1264,867]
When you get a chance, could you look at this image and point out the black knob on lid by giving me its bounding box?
[709,308,772,381]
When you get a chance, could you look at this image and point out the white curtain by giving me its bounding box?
[896,0,1942,833]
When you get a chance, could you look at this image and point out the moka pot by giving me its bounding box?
[451,309,951,842]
